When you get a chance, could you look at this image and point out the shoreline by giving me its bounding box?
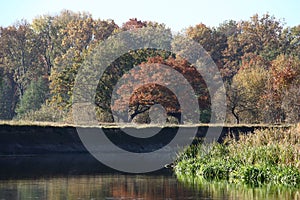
[0,122,290,155]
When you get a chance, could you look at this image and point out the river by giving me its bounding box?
[0,154,299,200]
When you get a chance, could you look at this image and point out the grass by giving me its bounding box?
[0,120,73,127]
[0,119,292,128]
[174,124,300,187]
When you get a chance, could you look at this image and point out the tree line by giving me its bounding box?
[0,10,299,124]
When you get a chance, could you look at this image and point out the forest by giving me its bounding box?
[0,10,299,124]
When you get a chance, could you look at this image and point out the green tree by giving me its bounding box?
[16,77,49,117]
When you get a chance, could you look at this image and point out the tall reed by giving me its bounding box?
[174,124,300,187]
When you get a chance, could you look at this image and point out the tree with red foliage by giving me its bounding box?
[110,56,210,123]
[122,18,147,31]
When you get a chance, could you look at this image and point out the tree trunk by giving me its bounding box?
[232,107,240,124]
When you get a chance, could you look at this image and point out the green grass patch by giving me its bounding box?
[174,124,300,187]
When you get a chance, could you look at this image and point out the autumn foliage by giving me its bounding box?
[0,11,299,124]
[110,56,210,123]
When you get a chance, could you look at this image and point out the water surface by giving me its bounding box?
[0,155,299,200]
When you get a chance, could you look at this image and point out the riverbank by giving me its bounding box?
[0,121,289,155]
[174,124,300,187]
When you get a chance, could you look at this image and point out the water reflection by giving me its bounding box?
[1,174,300,200]
[0,174,206,200]
[0,155,299,200]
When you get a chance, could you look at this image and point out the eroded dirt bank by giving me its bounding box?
[0,124,283,155]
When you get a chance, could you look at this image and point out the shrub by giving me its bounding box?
[175,125,300,187]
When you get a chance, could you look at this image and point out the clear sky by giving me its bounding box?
[0,0,299,31]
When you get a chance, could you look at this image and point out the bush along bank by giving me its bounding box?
[174,125,300,187]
